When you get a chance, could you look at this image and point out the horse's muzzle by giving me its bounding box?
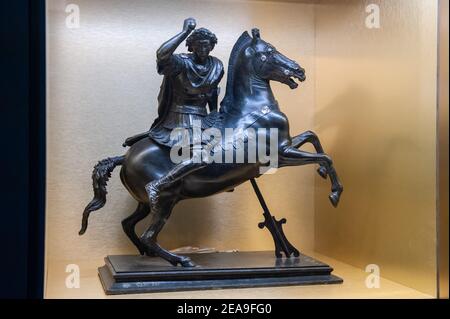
[294,69,306,82]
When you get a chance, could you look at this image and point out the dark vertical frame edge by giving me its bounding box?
[0,0,48,299]
[27,0,46,299]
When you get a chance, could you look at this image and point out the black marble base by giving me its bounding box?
[98,251,343,295]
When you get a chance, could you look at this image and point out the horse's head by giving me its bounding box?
[245,28,306,89]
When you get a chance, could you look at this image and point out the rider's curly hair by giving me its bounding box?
[186,28,218,52]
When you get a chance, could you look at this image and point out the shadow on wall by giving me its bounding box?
[134,197,218,250]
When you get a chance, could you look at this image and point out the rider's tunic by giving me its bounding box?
[149,53,224,147]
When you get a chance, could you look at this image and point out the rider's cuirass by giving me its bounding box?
[139,54,224,147]
[160,54,223,130]
[170,72,215,117]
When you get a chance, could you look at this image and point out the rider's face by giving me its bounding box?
[192,40,213,60]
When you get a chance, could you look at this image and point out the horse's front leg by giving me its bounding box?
[278,146,343,207]
[291,130,327,179]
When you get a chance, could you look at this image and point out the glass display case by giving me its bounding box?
[43,0,448,298]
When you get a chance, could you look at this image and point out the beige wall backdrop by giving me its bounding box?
[314,0,438,296]
[46,0,439,296]
[45,0,317,290]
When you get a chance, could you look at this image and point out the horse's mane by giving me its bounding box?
[220,31,252,113]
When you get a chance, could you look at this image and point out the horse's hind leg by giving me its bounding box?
[121,202,150,255]
[140,191,195,267]
[139,158,207,267]
[291,130,328,179]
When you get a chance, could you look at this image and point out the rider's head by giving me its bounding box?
[186,28,217,60]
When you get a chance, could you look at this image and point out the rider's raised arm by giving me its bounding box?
[156,18,196,75]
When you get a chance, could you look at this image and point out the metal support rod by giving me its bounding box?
[250,179,300,258]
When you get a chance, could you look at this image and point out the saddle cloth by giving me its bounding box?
[148,103,278,153]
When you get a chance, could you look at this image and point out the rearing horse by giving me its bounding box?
[79,29,343,267]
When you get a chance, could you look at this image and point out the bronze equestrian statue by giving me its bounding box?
[79,19,343,268]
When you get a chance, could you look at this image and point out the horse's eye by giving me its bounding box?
[260,55,267,62]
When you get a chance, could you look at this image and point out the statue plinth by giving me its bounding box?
[98,251,342,295]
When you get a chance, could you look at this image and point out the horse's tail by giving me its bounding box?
[79,155,125,235]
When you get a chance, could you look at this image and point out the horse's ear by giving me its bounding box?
[251,28,260,45]
[252,28,260,39]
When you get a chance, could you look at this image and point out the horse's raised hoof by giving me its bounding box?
[329,192,340,208]
[317,166,328,179]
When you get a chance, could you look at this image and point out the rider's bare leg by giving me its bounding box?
[147,156,207,200]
